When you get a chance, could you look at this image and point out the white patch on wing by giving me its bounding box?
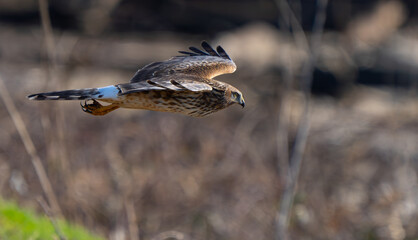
[148,79,183,91]
[96,85,119,99]
[175,80,212,92]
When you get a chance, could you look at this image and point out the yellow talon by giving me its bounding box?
[80,99,119,116]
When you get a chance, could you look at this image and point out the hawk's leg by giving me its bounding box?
[81,99,119,116]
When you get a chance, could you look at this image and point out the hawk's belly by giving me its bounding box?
[101,91,225,117]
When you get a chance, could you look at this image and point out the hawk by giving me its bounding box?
[28,41,245,117]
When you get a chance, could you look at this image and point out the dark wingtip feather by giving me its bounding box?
[201,41,220,57]
[201,40,209,47]
[216,45,231,60]
[178,51,198,56]
[178,41,231,60]
[189,46,209,55]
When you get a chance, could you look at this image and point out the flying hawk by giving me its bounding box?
[28,41,245,117]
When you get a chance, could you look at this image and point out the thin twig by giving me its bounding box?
[38,0,72,195]
[37,196,66,240]
[125,199,140,240]
[273,0,308,180]
[276,67,291,181]
[0,75,63,218]
[274,0,329,240]
[275,0,310,53]
[106,145,140,240]
[39,0,56,65]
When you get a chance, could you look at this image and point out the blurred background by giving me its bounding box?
[0,0,417,239]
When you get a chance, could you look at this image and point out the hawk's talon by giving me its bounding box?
[80,100,93,113]
[80,99,101,115]
[79,99,119,116]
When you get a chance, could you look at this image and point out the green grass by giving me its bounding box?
[0,199,103,240]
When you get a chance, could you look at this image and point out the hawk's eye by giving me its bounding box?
[232,91,240,100]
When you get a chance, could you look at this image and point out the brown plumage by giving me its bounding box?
[28,41,245,117]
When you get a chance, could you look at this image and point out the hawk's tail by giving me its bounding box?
[27,86,120,100]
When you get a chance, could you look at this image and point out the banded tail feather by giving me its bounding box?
[27,86,120,100]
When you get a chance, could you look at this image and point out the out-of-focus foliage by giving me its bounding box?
[0,199,103,240]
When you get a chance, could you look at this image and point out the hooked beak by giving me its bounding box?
[239,98,245,108]
[240,99,245,108]
[231,91,245,108]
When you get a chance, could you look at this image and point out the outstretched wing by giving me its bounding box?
[118,75,213,95]
[130,41,236,83]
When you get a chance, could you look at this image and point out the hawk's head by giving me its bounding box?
[226,86,245,108]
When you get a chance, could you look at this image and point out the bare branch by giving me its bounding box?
[39,0,57,65]
[274,0,329,240]
[38,0,72,197]
[38,196,66,240]
[125,199,140,240]
[106,145,140,240]
[0,75,63,218]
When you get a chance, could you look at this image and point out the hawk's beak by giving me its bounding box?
[231,92,245,108]
[239,98,245,108]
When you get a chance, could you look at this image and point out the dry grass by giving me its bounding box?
[1,48,417,239]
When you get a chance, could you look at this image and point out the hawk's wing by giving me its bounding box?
[118,75,213,95]
[129,41,236,83]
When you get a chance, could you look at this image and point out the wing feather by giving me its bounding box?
[117,81,165,95]
[189,47,209,55]
[216,46,231,60]
[201,41,220,57]
[146,79,183,91]
[130,41,236,83]
[118,76,212,95]
[172,79,212,91]
[178,51,198,56]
